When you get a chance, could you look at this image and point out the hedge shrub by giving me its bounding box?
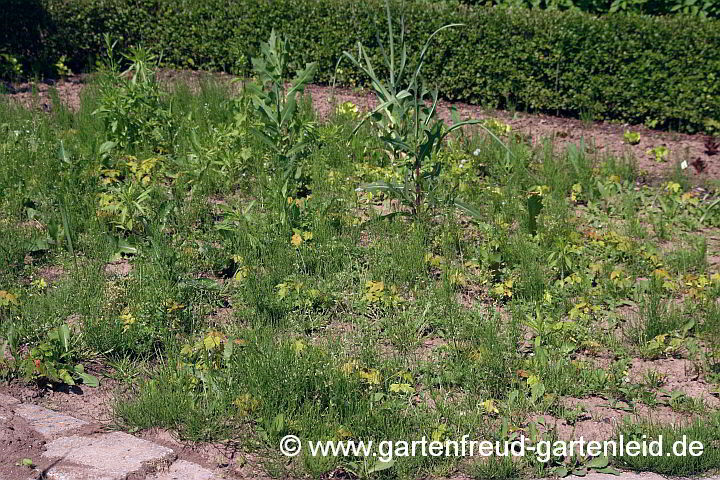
[2,0,719,133]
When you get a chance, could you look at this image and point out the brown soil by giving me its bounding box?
[105,258,133,277]
[0,397,49,480]
[557,395,696,442]
[138,428,274,480]
[4,75,89,112]
[629,357,720,409]
[0,374,120,425]
[304,83,719,183]
[35,265,67,285]
[4,71,719,184]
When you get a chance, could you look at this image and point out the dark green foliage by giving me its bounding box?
[463,0,720,18]
[2,0,719,132]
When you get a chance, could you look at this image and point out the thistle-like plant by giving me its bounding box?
[340,1,510,218]
[93,35,175,153]
[243,31,317,176]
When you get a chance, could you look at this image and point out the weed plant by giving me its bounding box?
[1,29,720,480]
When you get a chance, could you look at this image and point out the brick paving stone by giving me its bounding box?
[14,403,88,436]
[147,459,218,480]
[564,473,719,480]
[42,432,175,480]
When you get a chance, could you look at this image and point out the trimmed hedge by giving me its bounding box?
[2,0,719,132]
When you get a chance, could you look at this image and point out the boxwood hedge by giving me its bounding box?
[2,0,719,132]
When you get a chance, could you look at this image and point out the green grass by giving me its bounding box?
[614,416,720,476]
[1,66,720,479]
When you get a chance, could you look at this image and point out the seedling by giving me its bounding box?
[647,145,669,162]
[624,130,641,145]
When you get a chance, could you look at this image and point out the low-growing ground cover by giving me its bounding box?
[2,34,720,480]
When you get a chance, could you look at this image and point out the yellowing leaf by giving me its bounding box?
[359,368,381,385]
[450,271,467,287]
[389,383,415,394]
[233,266,249,281]
[366,281,385,293]
[203,331,224,351]
[666,182,682,193]
[543,291,553,304]
[424,253,446,267]
[120,312,136,332]
[431,425,447,442]
[0,290,18,305]
[290,233,303,247]
[653,268,670,279]
[482,399,499,414]
[165,301,185,313]
[291,339,306,354]
[234,393,260,416]
[276,283,289,300]
[341,361,358,375]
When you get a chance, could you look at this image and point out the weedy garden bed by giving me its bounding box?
[2,21,720,480]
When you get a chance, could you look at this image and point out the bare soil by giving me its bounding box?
[629,358,720,409]
[0,374,119,425]
[0,399,48,480]
[4,71,719,184]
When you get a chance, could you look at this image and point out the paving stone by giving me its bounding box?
[14,403,88,436]
[565,473,687,480]
[147,459,218,480]
[42,432,175,480]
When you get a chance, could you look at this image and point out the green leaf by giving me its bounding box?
[223,341,234,363]
[595,466,622,475]
[454,200,488,225]
[358,181,405,196]
[527,194,544,235]
[586,455,609,469]
[288,62,317,96]
[366,457,395,473]
[553,466,569,477]
[74,367,100,388]
[98,141,116,156]
[57,141,71,164]
[56,324,71,353]
[117,238,137,255]
[280,94,297,127]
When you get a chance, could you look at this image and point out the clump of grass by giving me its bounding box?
[614,416,720,476]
